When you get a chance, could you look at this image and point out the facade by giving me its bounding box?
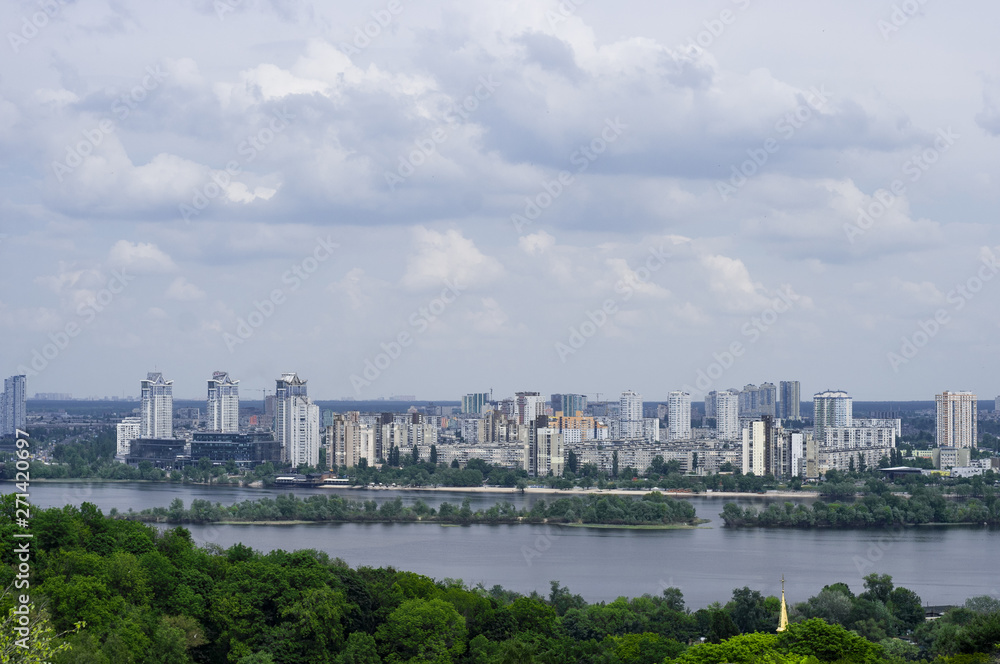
[667,391,692,441]
[551,393,588,417]
[779,381,801,420]
[531,427,565,477]
[934,446,972,470]
[116,416,142,456]
[1,374,27,437]
[207,371,240,433]
[704,391,718,419]
[759,383,777,418]
[514,392,545,425]
[716,389,739,441]
[275,373,320,467]
[461,392,490,415]
[813,390,852,438]
[190,432,280,466]
[140,372,173,438]
[742,419,767,475]
[935,391,977,448]
[619,390,643,439]
[739,384,760,417]
[125,438,187,468]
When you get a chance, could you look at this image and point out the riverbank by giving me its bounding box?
[315,485,820,499]
[5,478,820,499]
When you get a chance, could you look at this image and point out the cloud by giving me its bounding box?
[975,77,1000,135]
[401,227,504,291]
[165,277,206,301]
[107,241,176,273]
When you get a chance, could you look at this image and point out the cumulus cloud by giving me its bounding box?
[401,227,504,291]
[107,241,176,273]
[165,277,206,301]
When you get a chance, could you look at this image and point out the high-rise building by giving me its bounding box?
[275,372,320,467]
[716,389,739,441]
[813,390,852,439]
[742,419,768,476]
[1,375,26,437]
[779,381,801,420]
[551,393,588,417]
[739,384,760,417]
[140,372,173,438]
[116,417,142,456]
[619,390,643,439]
[207,371,240,433]
[514,392,545,425]
[704,391,718,419]
[461,392,490,414]
[936,391,977,448]
[759,383,777,418]
[667,391,692,441]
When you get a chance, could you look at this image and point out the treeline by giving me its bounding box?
[4,496,1000,663]
[721,488,1000,528]
[124,492,700,527]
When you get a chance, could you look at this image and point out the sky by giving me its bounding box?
[2,0,999,402]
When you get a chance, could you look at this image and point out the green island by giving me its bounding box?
[721,486,1000,528]
[4,494,1000,663]
[122,492,703,528]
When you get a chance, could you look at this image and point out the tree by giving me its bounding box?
[340,632,381,664]
[859,573,894,605]
[727,587,772,634]
[429,445,438,466]
[375,598,467,664]
[0,602,82,664]
[567,450,579,474]
[411,446,419,465]
[612,451,619,478]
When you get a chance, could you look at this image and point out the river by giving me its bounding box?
[15,481,999,608]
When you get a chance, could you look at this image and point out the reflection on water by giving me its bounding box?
[16,481,1000,608]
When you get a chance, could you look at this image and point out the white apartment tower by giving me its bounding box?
[619,390,643,439]
[936,391,977,448]
[515,392,545,425]
[667,391,692,441]
[716,389,740,441]
[140,372,173,438]
[275,372,320,467]
[207,371,240,433]
[813,390,852,438]
[116,417,142,456]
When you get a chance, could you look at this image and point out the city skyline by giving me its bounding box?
[3,2,1000,401]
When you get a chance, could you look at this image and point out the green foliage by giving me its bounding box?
[375,598,467,664]
[126,492,699,527]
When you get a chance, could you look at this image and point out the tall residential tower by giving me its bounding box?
[207,371,240,433]
[140,372,173,438]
